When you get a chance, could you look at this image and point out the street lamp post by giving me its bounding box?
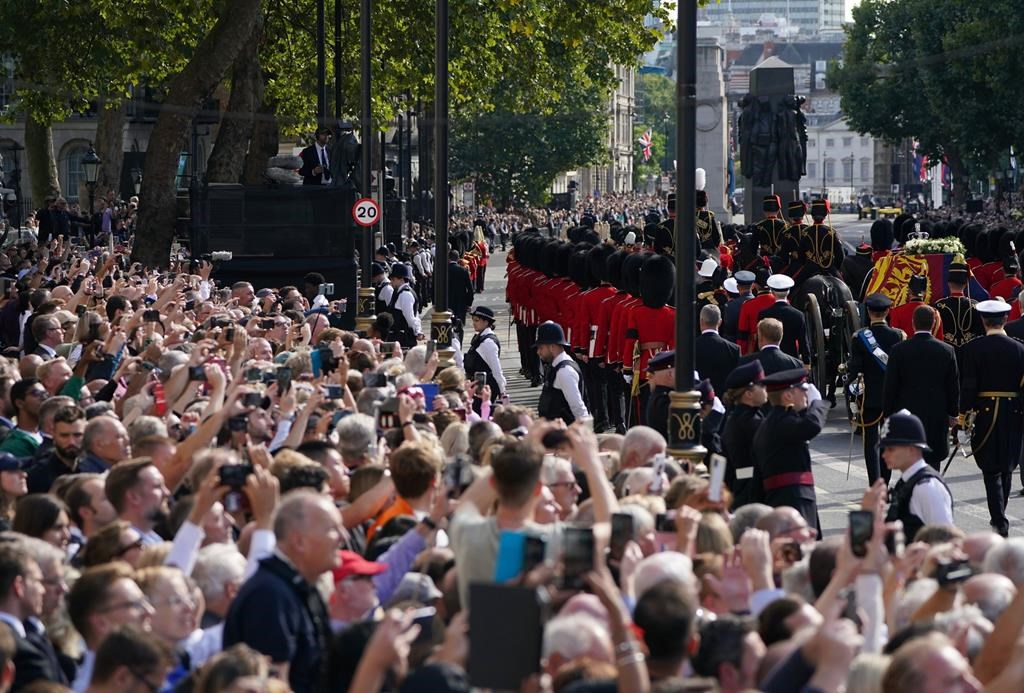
[430,0,455,367]
[668,0,706,465]
[821,151,827,198]
[82,145,101,215]
[355,0,375,334]
[847,155,855,202]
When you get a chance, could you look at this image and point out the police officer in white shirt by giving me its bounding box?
[463,306,507,401]
[383,263,422,347]
[535,321,590,424]
[882,409,954,539]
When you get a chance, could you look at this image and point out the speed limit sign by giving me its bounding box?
[352,197,380,227]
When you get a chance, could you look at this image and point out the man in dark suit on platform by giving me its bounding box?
[738,317,804,376]
[883,305,959,470]
[757,273,809,365]
[696,304,739,396]
[298,127,333,186]
[447,249,475,340]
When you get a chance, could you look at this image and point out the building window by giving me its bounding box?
[60,143,89,204]
[842,158,854,180]
[0,54,13,112]
[825,159,835,180]
[861,137,870,147]
[825,138,835,148]
[860,158,871,180]
[807,139,815,149]
[807,162,817,179]
[843,137,853,147]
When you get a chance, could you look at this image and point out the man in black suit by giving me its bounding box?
[0,545,67,688]
[757,273,809,365]
[696,304,739,396]
[298,127,333,186]
[847,293,905,484]
[738,317,804,376]
[447,249,475,340]
[883,305,959,470]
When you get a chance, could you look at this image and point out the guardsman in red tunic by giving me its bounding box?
[577,244,617,431]
[990,256,1022,301]
[737,276,777,355]
[623,253,676,426]
[594,250,632,434]
[888,274,944,340]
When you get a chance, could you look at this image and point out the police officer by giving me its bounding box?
[372,262,391,314]
[934,262,982,358]
[383,263,422,348]
[463,306,507,403]
[644,350,674,439]
[959,300,1024,536]
[535,321,590,424]
[881,410,953,542]
[847,293,905,484]
[752,368,829,532]
[721,361,767,508]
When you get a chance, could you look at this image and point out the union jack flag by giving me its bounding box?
[637,130,653,162]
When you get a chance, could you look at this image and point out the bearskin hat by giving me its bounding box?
[607,250,629,292]
[622,251,648,298]
[640,253,676,309]
[587,243,616,286]
[869,219,894,252]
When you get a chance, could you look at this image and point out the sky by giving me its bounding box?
[847,0,860,21]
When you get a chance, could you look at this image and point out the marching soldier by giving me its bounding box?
[751,195,788,257]
[721,270,756,343]
[888,274,944,340]
[847,293,905,484]
[881,410,954,542]
[756,274,809,366]
[721,360,766,508]
[801,198,843,277]
[751,368,829,533]
[695,185,723,259]
[934,262,982,359]
[736,273,777,355]
[534,321,590,425]
[623,254,677,425]
[958,300,1024,537]
[990,255,1022,301]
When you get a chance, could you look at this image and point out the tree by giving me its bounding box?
[829,0,1024,203]
[133,0,264,267]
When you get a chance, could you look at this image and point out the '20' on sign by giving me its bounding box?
[353,198,380,227]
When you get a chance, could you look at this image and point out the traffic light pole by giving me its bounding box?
[356,0,375,333]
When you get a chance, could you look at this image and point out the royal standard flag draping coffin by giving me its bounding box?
[865,254,989,306]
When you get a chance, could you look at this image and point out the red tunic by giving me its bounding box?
[593,291,630,360]
[578,285,617,358]
[990,277,1022,301]
[608,296,641,365]
[622,305,677,374]
[737,293,777,354]
[888,301,944,340]
[974,261,1003,290]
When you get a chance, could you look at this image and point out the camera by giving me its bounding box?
[219,463,254,488]
[319,282,335,296]
[210,251,233,262]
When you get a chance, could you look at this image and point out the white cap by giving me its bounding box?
[698,258,718,278]
[976,299,1012,315]
[624,231,637,245]
[723,277,739,294]
[767,274,795,291]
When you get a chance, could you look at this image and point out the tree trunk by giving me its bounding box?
[945,147,969,207]
[133,0,264,268]
[94,101,127,202]
[24,114,60,208]
[242,103,278,185]
[206,17,265,184]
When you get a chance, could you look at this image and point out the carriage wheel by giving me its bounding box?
[805,294,828,392]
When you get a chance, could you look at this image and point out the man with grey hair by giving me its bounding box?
[982,537,1024,586]
[223,490,343,693]
[335,413,376,469]
[729,503,773,544]
[696,303,740,395]
[961,573,1016,625]
[541,455,579,520]
[79,416,130,473]
[542,613,613,678]
[127,416,168,447]
[192,543,247,628]
[619,425,666,472]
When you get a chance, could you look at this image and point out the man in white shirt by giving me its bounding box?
[534,321,590,424]
[382,263,422,348]
[881,409,954,539]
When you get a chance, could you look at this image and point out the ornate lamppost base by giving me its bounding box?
[355,287,376,333]
[667,389,707,468]
[430,310,456,369]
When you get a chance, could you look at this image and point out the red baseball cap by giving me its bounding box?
[331,550,388,583]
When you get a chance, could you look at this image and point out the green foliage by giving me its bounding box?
[829,0,1024,181]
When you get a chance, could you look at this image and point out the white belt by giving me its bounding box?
[735,467,754,480]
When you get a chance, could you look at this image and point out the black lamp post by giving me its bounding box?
[430,0,455,367]
[355,0,376,334]
[132,168,143,196]
[82,145,101,214]
[668,0,706,464]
